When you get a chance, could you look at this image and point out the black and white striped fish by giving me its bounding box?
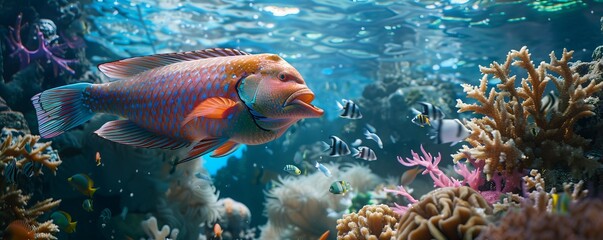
[540,91,559,114]
[430,119,470,146]
[352,146,377,161]
[321,136,351,157]
[22,161,41,177]
[4,159,18,184]
[337,99,362,119]
[411,102,445,127]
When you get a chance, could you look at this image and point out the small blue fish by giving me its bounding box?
[314,161,332,177]
[4,159,18,184]
[82,199,93,212]
[195,172,213,183]
[364,129,383,149]
[99,208,112,223]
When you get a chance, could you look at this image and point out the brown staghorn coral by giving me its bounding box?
[0,128,62,174]
[454,46,603,179]
[395,186,491,240]
[0,188,61,239]
[336,204,400,240]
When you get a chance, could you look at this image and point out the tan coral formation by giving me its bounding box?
[0,188,61,240]
[395,186,491,240]
[0,129,62,174]
[454,47,603,179]
[336,204,400,240]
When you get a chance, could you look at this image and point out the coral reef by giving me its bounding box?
[0,128,62,175]
[6,13,79,75]
[0,188,61,239]
[454,47,603,180]
[141,216,179,240]
[214,197,253,240]
[395,186,491,240]
[336,204,400,240]
[261,163,381,239]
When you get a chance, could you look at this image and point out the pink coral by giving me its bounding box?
[397,144,461,188]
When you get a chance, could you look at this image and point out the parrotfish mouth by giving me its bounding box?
[283,89,324,117]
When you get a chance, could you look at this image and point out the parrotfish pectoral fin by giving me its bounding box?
[211,141,241,158]
[182,97,238,125]
[98,48,250,79]
[95,120,190,149]
[31,83,94,138]
[176,138,229,165]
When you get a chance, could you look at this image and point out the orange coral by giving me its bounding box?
[395,186,491,240]
[336,204,400,240]
[0,129,62,174]
[454,47,603,179]
[0,188,61,240]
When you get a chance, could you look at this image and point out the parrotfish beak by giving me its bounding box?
[283,89,324,118]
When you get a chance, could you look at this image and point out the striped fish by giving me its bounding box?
[352,146,377,161]
[337,99,362,119]
[430,118,470,146]
[321,136,351,157]
[31,48,323,167]
[4,159,18,184]
[22,161,42,177]
[540,91,559,114]
[283,164,301,175]
[411,102,445,127]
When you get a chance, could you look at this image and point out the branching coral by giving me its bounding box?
[141,216,179,240]
[0,188,61,239]
[454,46,603,179]
[0,128,62,175]
[395,186,492,240]
[6,13,79,75]
[336,204,400,240]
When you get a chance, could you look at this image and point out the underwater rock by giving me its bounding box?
[336,204,400,240]
[213,198,252,240]
[396,186,491,240]
[0,111,30,133]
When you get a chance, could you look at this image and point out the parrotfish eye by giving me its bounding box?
[278,73,286,81]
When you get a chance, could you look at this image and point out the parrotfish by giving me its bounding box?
[32,48,323,165]
[68,173,98,198]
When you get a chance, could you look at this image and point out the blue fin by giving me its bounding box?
[98,48,250,79]
[31,83,94,138]
[95,120,190,149]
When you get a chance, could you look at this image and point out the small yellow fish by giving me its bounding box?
[68,173,98,198]
[401,167,422,186]
[51,211,77,233]
[329,180,351,195]
[95,152,101,166]
[552,193,570,214]
[82,199,93,212]
[412,114,430,127]
[283,164,301,175]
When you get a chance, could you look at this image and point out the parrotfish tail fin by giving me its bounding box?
[320,141,331,152]
[31,83,94,138]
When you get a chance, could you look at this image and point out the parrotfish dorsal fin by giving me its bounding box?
[98,48,250,79]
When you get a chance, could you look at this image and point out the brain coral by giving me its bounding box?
[336,204,400,240]
[396,186,492,240]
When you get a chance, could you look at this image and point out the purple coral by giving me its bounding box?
[6,13,78,75]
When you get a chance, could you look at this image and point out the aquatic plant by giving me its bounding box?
[336,204,400,240]
[261,163,380,239]
[454,47,603,180]
[6,13,79,75]
[0,188,61,239]
[395,186,491,240]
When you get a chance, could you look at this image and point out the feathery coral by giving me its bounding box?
[336,204,400,240]
[0,188,61,239]
[395,186,491,240]
[454,46,603,179]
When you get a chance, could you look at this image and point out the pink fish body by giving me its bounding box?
[32,48,323,164]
